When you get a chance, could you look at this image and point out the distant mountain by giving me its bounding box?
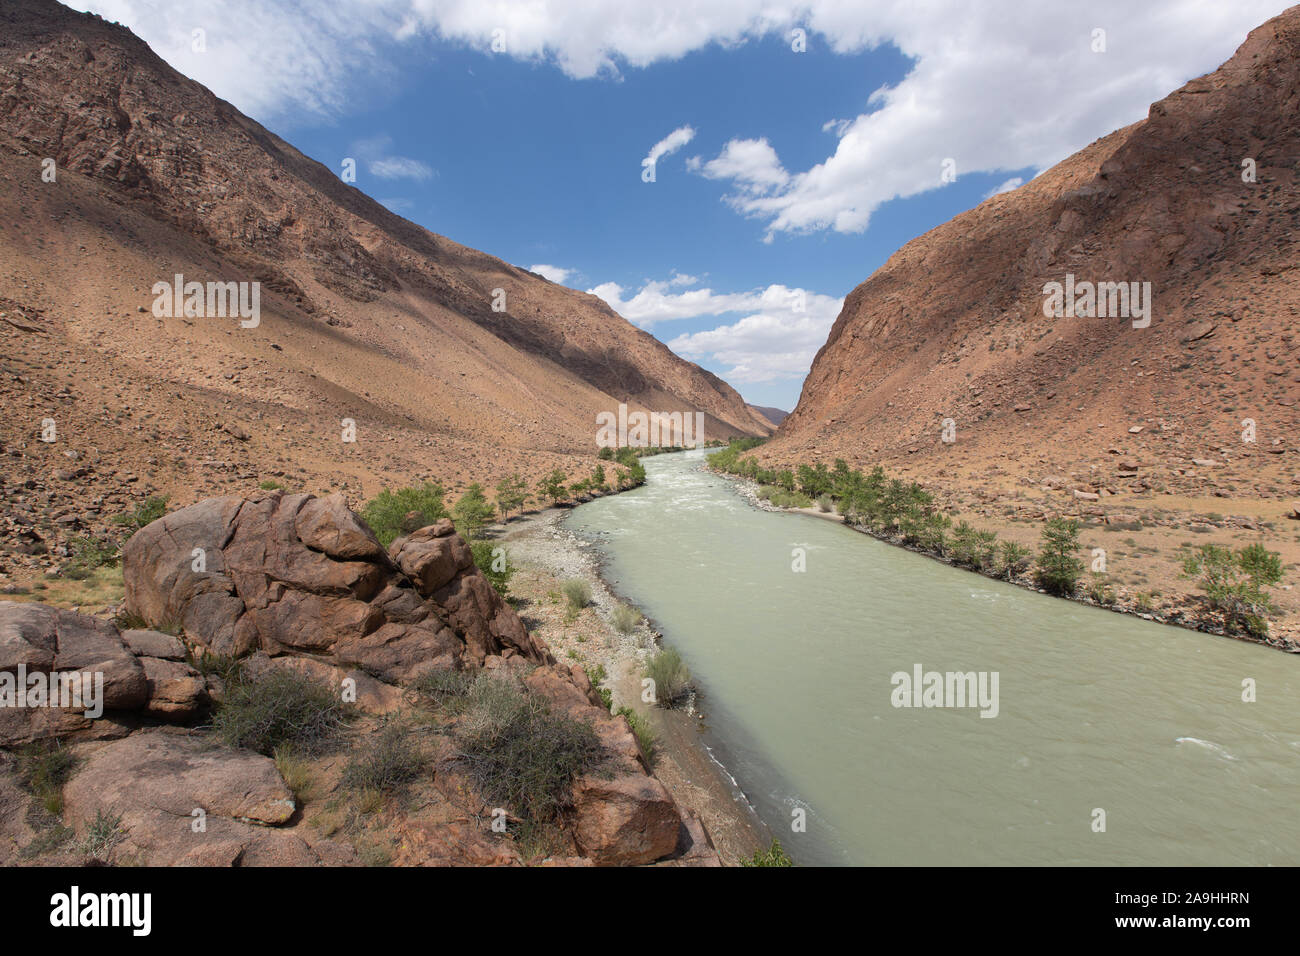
[769,7,1300,503]
[748,405,789,426]
[0,0,771,532]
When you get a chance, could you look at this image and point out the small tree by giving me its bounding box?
[494,473,529,519]
[1181,543,1283,637]
[452,483,495,538]
[998,541,1032,580]
[536,468,568,504]
[1034,517,1083,595]
[591,464,607,492]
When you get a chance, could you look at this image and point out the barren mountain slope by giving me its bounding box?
[764,8,1300,640]
[0,0,769,579]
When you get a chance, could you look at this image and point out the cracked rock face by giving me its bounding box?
[122,491,551,682]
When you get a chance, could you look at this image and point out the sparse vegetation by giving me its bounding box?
[212,669,348,755]
[742,839,794,867]
[273,745,315,801]
[1086,573,1115,605]
[79,809,126,860]
[410,668,475,710]
[645,646,692,707]
[756,485,812,509]
[616,705,656,763]
[611,602,641,634]
[17,741,76,815]
[341,721,427,795]
[562,578,592,612]
[452,673,605,823]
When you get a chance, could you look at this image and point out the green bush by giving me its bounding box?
[645,647,691,707]
[742,839,794,867]
[341,722,427,794]
[212,669,347,755]
[470,539,514,596]
[758,486,813,509]
[1086,573,1115,605]
[361,483,447,547]
[454,674,604,823]
[584,665,614,711]
[187,647,248,688]
[114,495,169,533]
[611,603,641,634]
[65,534,119,578]
[1182,543,1283,637]
[1034,518,1084,596]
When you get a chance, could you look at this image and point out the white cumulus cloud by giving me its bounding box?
[71,0,1293,235]
[587,277,843,384]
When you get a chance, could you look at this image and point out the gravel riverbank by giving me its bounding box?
[493,507,771,866]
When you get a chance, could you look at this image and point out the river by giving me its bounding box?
[566,449,1300,865]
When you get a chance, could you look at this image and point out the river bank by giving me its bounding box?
[492,506,771,866]
[717,467,1300,655]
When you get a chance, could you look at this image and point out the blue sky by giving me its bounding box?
[74,0,1290,410]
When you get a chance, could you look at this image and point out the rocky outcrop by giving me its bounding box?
[61,730,355,866]
[122,491,551,682]
[2,493,716,867]
[0,601,145,745]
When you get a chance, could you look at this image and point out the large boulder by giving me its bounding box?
[61,729,352,866]
[571,773,682,866]
[0,601,147,745]
[390,521,534,662]
[121,492,551,681]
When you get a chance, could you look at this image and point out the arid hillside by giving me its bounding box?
[0,0,769,579]
[763,8,1300,641]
